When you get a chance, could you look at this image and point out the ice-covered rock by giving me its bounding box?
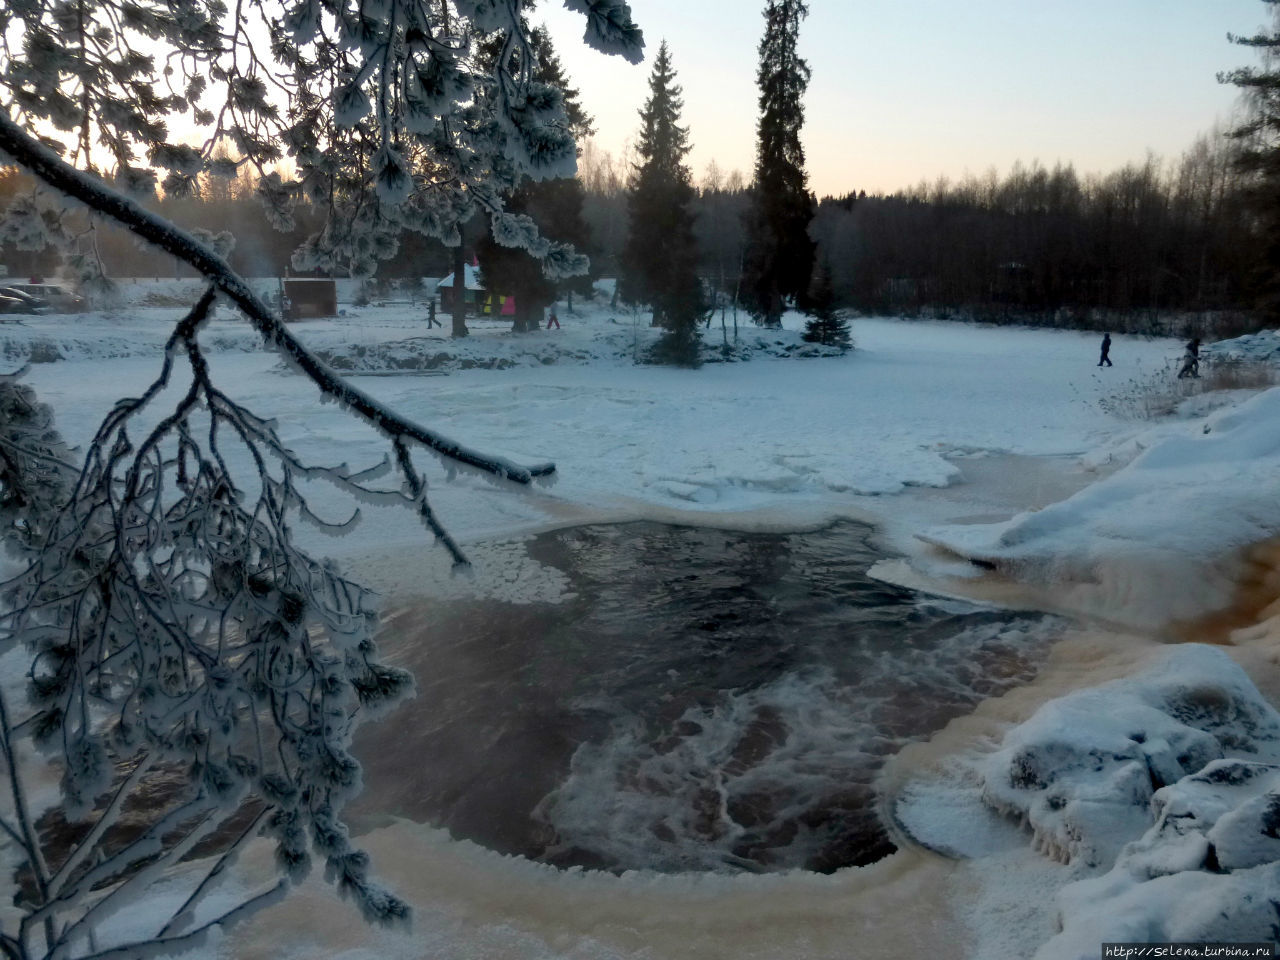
[1113,759,1280,876]
[1038,863,1280,960]
[981,645,1280,868]
[1034,759,1280,958]
[1198,763,1280,870]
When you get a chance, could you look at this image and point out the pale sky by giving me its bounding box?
[539,1,1268,196]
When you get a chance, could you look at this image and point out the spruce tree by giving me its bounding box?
[620,41,705,366]
[744,0,816,327]
[801,259,851,350]
[1220,1,1280,321]
[479,176,592,331]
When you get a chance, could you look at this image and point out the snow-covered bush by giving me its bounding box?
[0,370,76,557]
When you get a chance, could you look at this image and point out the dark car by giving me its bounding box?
[0,286,51,314]
[7,283,85,312]
[0,294,30,317]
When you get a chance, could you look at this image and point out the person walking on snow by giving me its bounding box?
[1098,333,1113,367]
[426,298,441,329]
[546,306,560,330]
[1177,337,1201,379]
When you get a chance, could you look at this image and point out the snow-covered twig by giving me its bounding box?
[157,806,271,938]
[0,277,421,956]
[0,686,54,952]
[45,752,156,900]
[393,438,467,566]
[67,881,289,960]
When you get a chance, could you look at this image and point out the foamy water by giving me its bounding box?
[348,521,1061,874]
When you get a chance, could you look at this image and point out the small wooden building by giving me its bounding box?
[283,278,337,319]
[436,264,485,314]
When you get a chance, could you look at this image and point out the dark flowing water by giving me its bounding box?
[350,521,1058,874]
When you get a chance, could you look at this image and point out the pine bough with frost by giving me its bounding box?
[0,1,644,958]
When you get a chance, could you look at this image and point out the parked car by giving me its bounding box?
[0,294,32,317]
[0,286,51,314]
[7,282,84,312]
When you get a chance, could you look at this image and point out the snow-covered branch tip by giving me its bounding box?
[563,0,646,63]
[0,112,556,487]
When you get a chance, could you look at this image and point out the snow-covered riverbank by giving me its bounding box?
[6,291,1279,959]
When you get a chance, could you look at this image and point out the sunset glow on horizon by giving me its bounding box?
[541,0,1266,196]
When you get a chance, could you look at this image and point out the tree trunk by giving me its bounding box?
[511,299,537,333]
[720,261,728,347]
[451,243,469,338]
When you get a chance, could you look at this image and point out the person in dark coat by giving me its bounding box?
[427,298,441,328]
[1177,337,1201,379]
[1098,333,1113,367]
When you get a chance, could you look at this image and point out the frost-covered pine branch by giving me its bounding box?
[0,2,646,957]
[0,113,557,487]
[0,371,78,559]
[0,289,434,958]
[1,0,644,281]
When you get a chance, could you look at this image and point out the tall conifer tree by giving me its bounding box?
[620,40,704,365]
[744,0,816,327]
[1221,1,1280,321]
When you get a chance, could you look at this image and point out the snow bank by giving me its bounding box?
[923,386,1280,629]
[1043,863,1280,960]
[1204,328,1280,364]
[108,276,377,306]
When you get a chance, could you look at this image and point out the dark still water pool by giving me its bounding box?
[350,521,1059,874]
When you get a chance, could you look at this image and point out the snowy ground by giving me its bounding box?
[9,296,1187,591]
[5,287,1280,959]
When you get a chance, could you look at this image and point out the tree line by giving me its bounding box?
[810,140,1253,336]
[4,136,1257,341]
[559,133,1259,340]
